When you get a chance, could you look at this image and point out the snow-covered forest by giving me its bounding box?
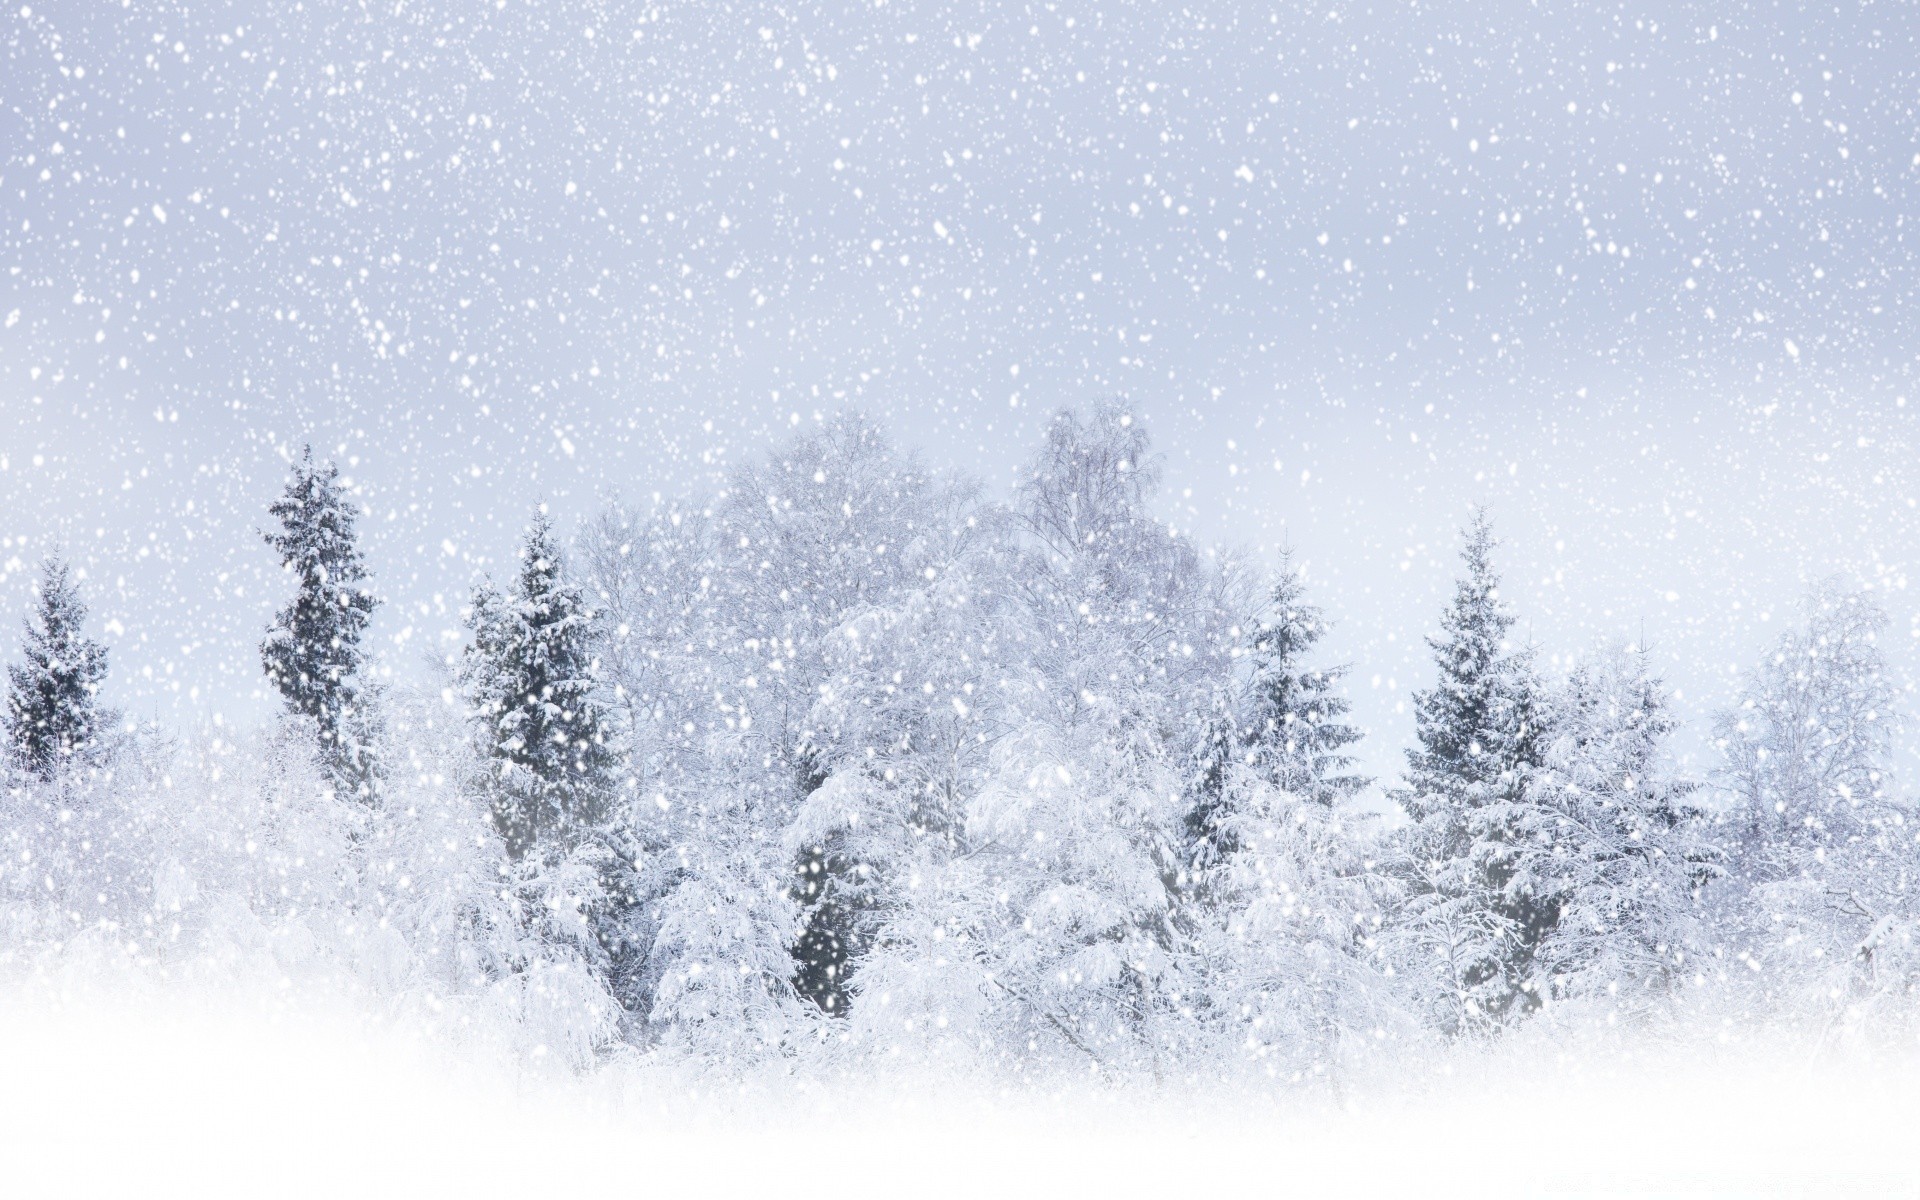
[4,407,1915,1085]
[6,0,1920,1189]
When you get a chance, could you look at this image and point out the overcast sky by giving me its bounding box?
[4,0,1918,781]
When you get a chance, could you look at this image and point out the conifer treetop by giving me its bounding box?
[1406,508,1536,793]
[261,447,375,707]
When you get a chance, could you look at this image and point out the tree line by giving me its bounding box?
[4,406,1915,1076]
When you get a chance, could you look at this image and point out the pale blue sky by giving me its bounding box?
[4,0,1917,780]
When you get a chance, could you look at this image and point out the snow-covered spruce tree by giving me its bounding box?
[1183,559,1403,1078]
[1519,645,1718,1012]
[1187,555,1369,870]
[1712,581,1918,1016]
[460,510,617,861]
[1179,687,1241,872]
[1389,511,1551,1032]
[5,557,114,782]
[457,511,632,1047]
[261,447,379,800]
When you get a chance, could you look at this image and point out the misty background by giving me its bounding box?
[3,0,1916,784]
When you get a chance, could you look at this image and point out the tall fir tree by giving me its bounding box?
[1182,558,1396,1074]
[5,558,113,781]
[261,447,379,798]
[460,510,617,861]
[1188,556,1368,873]
[1392,511,1552,1030]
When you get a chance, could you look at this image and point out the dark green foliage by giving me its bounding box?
[1181,692,1242,871]
[791,846,860,1015]
[788,749,867,1016]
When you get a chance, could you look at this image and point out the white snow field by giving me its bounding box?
[2,985,1915,1198]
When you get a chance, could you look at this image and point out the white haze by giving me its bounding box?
[3,982,1917,1197]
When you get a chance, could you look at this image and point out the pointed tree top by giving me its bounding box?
[1461,505,1499,577]
[518,507,565,590]
[7,554,111,780]
[34,554,74,599]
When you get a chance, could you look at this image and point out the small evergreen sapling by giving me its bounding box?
[5,558,113,781]
[1183,559,1396,1074]
[1187,557,1368,873]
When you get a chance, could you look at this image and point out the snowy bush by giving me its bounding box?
[1709,583,1920,1032]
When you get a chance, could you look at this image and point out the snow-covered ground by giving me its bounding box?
[4,985,1913,1197]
